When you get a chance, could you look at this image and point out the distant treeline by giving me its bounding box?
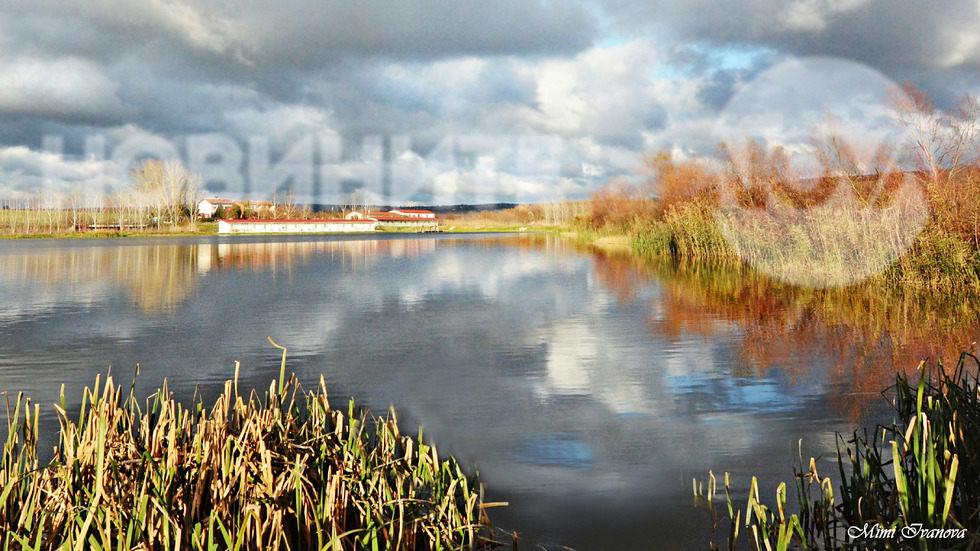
[0,158,203,235]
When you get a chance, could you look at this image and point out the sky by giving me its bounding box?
[1,0,979,205]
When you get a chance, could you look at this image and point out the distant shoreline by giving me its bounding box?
[0,224,549,240]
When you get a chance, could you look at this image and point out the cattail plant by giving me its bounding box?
[696,353,980,550]
[0,340,504,550]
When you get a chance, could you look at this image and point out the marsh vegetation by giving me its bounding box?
[696,354,980,550]
[577,85,980,292]
[0,345,499,550]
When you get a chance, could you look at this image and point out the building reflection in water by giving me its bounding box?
[0,237,438,313]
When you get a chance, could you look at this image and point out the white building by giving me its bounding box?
[199,198,278,218]
[364,210,439,228]
[198,198,236,218]
[388,209,436,219]
[217,219,378,234]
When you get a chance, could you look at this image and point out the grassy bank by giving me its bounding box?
[620,200,980,291]
[573,147,980,292]
[0,348,501,550]
[443,225,557,234]
[0,218,554,239]
[0,222,219,240]
[696,354,980,550]
[374,224,550,234]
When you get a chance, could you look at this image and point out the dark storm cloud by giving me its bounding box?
[3,0,597,67]
[598,0,980,91]
[348,58,539,131]
[4,1,978,137]
[233,0,598,64]
[3,0,980,202]
[0,0,597,141]
[695,56,775,112]
[696,70,741,112]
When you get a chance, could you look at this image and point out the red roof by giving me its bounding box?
[370,216,439,221]
[218,218,377,223]
[201,198,234,204]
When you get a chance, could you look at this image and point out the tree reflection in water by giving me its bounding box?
[579,241,980,419]
[2,233,975,421]
[0,237,438,312]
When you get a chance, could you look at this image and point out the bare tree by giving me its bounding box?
[273,188,298,220]
[66,191,84,231]
[810,122,900,208]
[162,159,201,228]
[889,82,980,185]
[718,139,795,208]
[131,159,202,230]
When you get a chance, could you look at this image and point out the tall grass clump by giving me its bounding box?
[632,199,736,261]
[574,179,657,236]
[0,346,500,550]
[886,225,980,290]
[695,353,980,550]
[580,84,980,291]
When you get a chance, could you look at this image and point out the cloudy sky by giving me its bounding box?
[1,0,979,204]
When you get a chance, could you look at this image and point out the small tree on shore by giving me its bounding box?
[232,202,253,219]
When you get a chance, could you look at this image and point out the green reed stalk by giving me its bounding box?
[695,353,980,550]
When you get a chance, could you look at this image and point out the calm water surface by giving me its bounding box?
[0,233,971,550]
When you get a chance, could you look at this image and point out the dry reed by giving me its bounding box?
[0,343,502,550]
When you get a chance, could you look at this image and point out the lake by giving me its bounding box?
[0,233,972,550]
